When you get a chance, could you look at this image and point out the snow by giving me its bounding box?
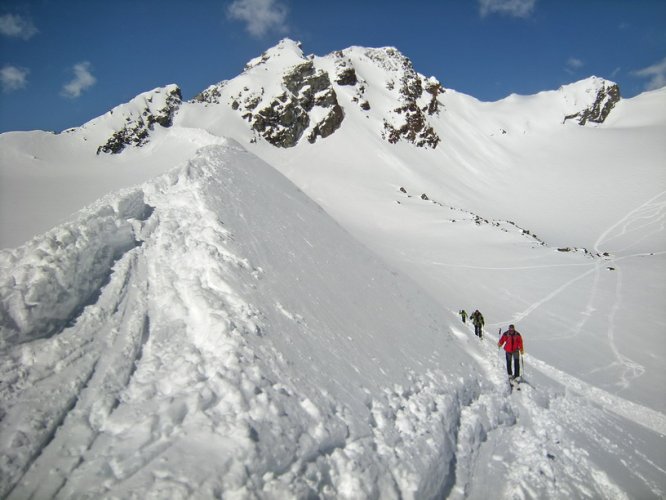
[1,39,665,498]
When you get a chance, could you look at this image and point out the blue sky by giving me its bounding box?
[1,0,664,133]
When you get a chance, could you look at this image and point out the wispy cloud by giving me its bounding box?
[632,57,666,91]
[61,62,96,98]
[0,13,38,40]
[566,57,584,70]
[479,0,536,18]
[565,57,584,74]
[0,65,29,92]
[227,0,288,38]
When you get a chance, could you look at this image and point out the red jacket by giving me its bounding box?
[499,330,523,353]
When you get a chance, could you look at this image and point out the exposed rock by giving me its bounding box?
[193,83,226,105]
[240,60,344,147]
[424,78,445,116]
[336,67,358,86]
[334,56,358,86]
[307,104,344,143]
[252,98,310,148]
[97,86,182,155]
[564,80,621,125]
[369,48,441,149]
[383,99,440,148]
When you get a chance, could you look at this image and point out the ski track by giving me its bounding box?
[594,190,666,254]
[1,146,664,498]
[487,191,664,392]
[447,324,658,499]
[3,250,151,499]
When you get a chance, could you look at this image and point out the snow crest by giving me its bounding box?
[0,143,481,498]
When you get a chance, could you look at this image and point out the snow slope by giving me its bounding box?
[1,39,665,498]
[2,143,663,498]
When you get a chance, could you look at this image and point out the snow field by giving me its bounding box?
[0,39,664,497]
[1,143,492,498]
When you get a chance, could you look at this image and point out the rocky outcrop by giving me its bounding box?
[368,48,442,149]
[564,80,621,125]
[234,60,345,148]
[193,82,227,105]
[97,86,182,154]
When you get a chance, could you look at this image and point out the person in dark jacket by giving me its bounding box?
[498,324,524,379]
[470,309,484,338]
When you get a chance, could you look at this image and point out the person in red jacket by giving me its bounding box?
[498,324,524,379]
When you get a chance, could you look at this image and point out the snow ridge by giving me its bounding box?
[0,143,485,498]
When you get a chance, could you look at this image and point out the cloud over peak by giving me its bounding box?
[479,0,536,18]
[227,0,288,38]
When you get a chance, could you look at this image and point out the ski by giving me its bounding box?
[509,376,522,392]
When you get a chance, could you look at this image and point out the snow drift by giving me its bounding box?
[1,143,481,498]
[1,38,665,498]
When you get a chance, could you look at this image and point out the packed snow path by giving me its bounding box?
[1,144,664,498]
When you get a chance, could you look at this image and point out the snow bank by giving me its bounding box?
[0,189,152,346]
[2,141,663,498]
[0,142,481,498]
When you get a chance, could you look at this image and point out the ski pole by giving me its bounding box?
[521,352,525,378]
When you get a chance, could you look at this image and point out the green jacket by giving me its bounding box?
[470,310,484,326]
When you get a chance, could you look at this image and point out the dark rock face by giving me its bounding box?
[307,103,344,143]
[564,82,621,125]
[193,83,226,105]
[97,86,182,155]
[237,61,345,148]
[334,54,358,86]
[371,48,442,149]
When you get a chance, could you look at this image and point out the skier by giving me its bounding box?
[459,309,468,323]
[498,324,524,379]
[470,309,484,338]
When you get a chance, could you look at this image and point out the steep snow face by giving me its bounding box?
[2,143,663,499]
[0,142,481,498]
[1,39,665,497]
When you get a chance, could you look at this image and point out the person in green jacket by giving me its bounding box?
[470,309,484,338]
[459,309,468,323]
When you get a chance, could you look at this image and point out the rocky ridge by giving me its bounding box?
[563,77,621,125]
[365,47,443,149]
[93,40,623,155]
[96,85,182,154]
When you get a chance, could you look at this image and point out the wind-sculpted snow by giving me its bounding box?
[0,142,482,498]
[0,189,152,346]
[1,143,664,498]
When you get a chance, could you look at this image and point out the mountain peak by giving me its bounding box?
[244,38,306,72]
[561,76,620,125]
[87,84,182,154]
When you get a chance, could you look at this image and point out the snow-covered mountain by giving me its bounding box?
[1,39,665,498]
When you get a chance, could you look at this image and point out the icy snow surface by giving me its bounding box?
[1,143,663,498]
[1,39,665,498]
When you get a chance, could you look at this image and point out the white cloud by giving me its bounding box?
[0,65,29,92]
[61,62,96,98]
[633,57,666,91]
[565,57,584,74]
[566,57,584,70]
[0,13,38,40]
[479,0,536,18]
[227,0,288,38]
